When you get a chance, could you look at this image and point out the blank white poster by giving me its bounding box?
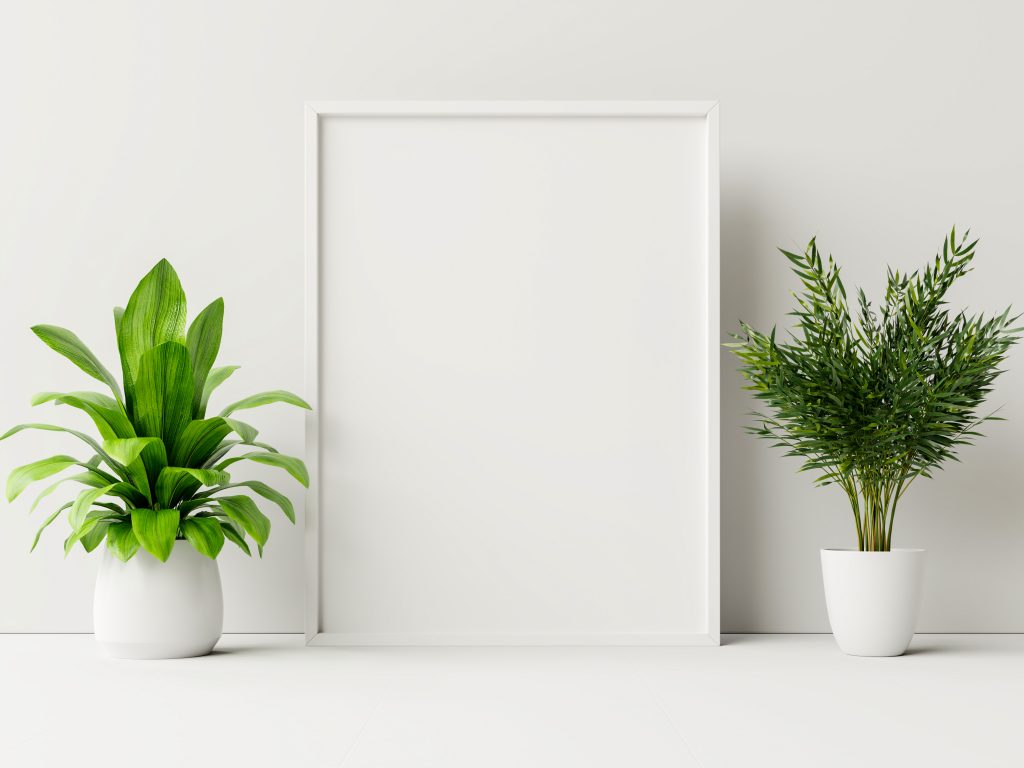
[312,106,716,643]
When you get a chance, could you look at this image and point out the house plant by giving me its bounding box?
[730,229,1018,655]
[3,259,310,659]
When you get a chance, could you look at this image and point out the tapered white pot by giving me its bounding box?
[94,541,223,659]
[820,548,925,657]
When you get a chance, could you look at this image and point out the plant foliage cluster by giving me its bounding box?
[3,260,310,561]
[729,229,1019,551]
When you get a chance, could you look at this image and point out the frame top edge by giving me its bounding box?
[305,100,718,117]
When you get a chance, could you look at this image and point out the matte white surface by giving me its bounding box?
[0,634,1020,767]
[312,105,715,642]
[3,1,1024,632]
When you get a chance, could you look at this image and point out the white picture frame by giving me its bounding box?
[305,101,719,646]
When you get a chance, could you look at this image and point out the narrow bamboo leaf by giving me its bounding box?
[131,507,180,562]
[214,495,269,554]
[135,341,194,457]
[106,521,141,562]
[200,365,239,414]
[220,520,251,556]
[31,502,73,552]
[30,325,122,402]
[155,467,230,508]
[103,437,162,467]
[181,515,225,559]
[187,298,224,418]
[6,455,80,502]
[215,452,309,487]
[170,418,232,468]
[219,390,311,417]
[120,260,188,410]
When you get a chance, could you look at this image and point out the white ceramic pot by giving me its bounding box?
[94,541,223,659]
[820,548,925,657]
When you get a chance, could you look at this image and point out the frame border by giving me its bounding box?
[304,101,720,646]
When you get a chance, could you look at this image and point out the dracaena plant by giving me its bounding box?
[730,229,1019,551]
[2,259,311,562]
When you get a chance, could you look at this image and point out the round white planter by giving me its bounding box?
[820,548,925,657]
[94,541,223,660]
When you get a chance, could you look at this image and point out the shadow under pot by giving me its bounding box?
[820,548,925,657]
[94,540,223,660]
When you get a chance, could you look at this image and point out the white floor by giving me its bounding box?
[0,634,1019,767]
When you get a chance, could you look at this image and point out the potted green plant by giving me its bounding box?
[730,229,1019,656]
[3,260,310,659]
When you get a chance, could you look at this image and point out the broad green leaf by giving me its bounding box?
[170,417,232,468]
[106,521,141,562]
[119,260,187,411]
[29,469,108,513]
[215,451,309,487]
[194,480,294,523]
[6,455,80,502]
[224,418,258,444]
[155,467,230,508]
[31,391,134,440]
[214,495,270,555]
[131,507,180,562]
[64,510,119,556]
[219,390,311,417]
[187,298,224,418]
[30,325,123,403]
[1,423,125,482]
[103,437,162,467]
[69,484,117,530]
[31,502,72,552]
[200,365,239,414]
[181,516,224,559]
[135,341,194,457]
[220,520,251,556]
[81,521,111,552]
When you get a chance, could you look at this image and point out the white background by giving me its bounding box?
[1,0,1022,633]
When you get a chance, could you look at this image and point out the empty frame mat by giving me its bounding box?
[306,102,719,645]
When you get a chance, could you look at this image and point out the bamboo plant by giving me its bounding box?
[730,229,1019,551]
[3,259,310,562]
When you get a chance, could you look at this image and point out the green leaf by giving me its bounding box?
[119,260,188,413]
[131,507,180,562]
[187,298,224,418]
[195,480,294,523]
[31,391,135,440]
[224,418,258,444]
[80,521,111,552]
[214,496,270,555]
[220,520,251,556]
[155,467,230,508]
[31,502,72,552]
[106,521,141,561]
[102,437,163,467]
[181,516,225,559]
[6,455,80,502]
[135,341,194,457]
[69,484,117,530]
[200,365,239,414]
[1,423,125,482]
[30,325,123,403]
[219,390,311,417]
[215,451,309,487]
[170,417,233,468]
[64,510,119,556]
[29,469,108,513]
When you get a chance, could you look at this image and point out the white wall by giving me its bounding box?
[2,0,1022,633]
